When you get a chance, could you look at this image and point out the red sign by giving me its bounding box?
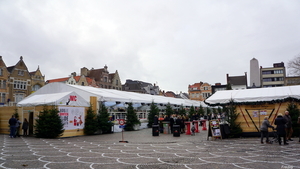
[69,95,77,101]
[119,119,125,126]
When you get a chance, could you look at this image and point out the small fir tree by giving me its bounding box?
[125,103,140,131]
[165,103,173,118]
[147,102,159,128]
[188,106,196,120]
[84,105,98,135]
[226,101,242,138]
[178,105,186,116]
[35,106,64,138]
[97,103,112,134]
[198,105,205,116]
[286,102,300,137]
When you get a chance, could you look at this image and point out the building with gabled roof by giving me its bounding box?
[188,82,212,101]
[80,65,122,90]
[0,56,45,106]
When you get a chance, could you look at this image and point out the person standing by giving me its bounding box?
[260,116,274,144]
[170,115,174,134]
[15,118,21,137]
[283,111,293,141]
[8,115,17,138]
[275,113,288,145]
[22,118,29,136]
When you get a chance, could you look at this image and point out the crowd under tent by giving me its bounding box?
[205,85,300,136]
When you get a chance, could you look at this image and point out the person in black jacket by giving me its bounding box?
[275,113,288,145]
[170,115,174,134]
[8,115,17,138]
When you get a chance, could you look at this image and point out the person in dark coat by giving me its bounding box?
[8,115,17,138]
[275,113,288,145]
[283,111,293,141]
[170,115,174,134]
[22,118,29,136]
[153,115,158,125]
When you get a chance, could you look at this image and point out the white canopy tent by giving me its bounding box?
[17,91,90,107]
[205,85,300,105]
[22,82,208,108]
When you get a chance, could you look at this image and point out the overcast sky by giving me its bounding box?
[1,1,299,93]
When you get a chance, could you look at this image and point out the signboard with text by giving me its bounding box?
[58,106,85,130]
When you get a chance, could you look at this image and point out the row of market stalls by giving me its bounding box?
[14,82,208,137]
[205,85,300,136]
[18,82,207,109]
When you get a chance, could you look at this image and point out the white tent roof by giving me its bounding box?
[24,82,208,107]
[205,85,300,105]
[17,91,90,107]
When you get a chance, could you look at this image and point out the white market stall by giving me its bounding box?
[205,85,300,136]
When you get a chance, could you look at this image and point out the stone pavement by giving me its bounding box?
[0,128,300,169]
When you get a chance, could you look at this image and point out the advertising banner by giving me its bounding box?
[58,106,85,130]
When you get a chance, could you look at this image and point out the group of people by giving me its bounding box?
[260,110,297,145]
[8,115,29,138]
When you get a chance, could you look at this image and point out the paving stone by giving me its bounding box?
[0,128,299,168]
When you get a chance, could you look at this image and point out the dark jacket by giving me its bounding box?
[274,116,286,135]
[283,115,292,128]
[153,116,158,125]
[9,117,17,126]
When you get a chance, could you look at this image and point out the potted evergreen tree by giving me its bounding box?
[147,102,159,128]
[35,106,64,138]
[97,103,112,134]
[125,103,140,131]
[84,105,98,135]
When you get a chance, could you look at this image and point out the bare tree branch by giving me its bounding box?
[287,53,300,76]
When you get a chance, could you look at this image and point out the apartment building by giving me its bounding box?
[260,62,285,87]
[188,82,212,101]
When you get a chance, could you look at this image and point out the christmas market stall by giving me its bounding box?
[205,85,300,137]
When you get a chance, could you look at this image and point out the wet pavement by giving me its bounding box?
[1,128,300,169]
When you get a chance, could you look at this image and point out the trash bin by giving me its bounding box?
[173,125,180,137]
[152,125,159,136]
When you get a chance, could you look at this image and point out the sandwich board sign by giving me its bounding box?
[207,119,222,140]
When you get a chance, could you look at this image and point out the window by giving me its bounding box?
[18,70,24,76]
[0,93,5,103]
[204,86,209,90]
[81,82,84,86]
[32,84,41,91]
[104,77,108,82]
[0,68,3,76]
[262,71,272,75]
[263,78,272,82]
[274,70,283,74]
[0,80,6,89]
[13,80,27,90]
[15,93,24,103]
[116,80,119,85]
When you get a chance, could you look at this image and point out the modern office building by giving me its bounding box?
[260,62,286,87]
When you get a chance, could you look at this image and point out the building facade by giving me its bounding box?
[285,76,300,86]
[80,66,122,90]
[260,62,286,87]
[0,56,45,106]
[188,82,212,101]
[226,73,248,90]
[122,79,160,95]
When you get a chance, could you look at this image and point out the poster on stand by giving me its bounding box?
[58,106,85,130]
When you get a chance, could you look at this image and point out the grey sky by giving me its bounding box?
[1,0,299,93]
